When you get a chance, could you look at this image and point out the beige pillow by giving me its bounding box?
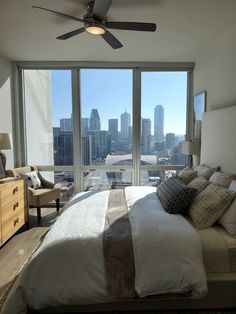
[188,183,236,229]
[178,168,198,184]
[209,171,236,188]
[194,164,220,180]
[218,180,236,238]
[188,176,210,196]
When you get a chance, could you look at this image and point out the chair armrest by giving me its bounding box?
[28,187,35,196]
[37,172,55,188]
[5,170,15,177]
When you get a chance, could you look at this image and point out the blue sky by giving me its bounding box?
[52,69,187,135]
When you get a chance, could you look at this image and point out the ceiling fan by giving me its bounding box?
[32,0,157,49]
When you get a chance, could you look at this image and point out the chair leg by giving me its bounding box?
[36,207,41,221]
[56,199,60,212]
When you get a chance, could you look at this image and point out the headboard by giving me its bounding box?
[201,105,236,173]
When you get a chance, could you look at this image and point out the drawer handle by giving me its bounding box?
[14,217,19,226]
[13,202,19,211]
[13,186,19,195]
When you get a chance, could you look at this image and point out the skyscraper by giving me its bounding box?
[154,105,164,142]
[89,109,101,131]
[120,110,131,140]
[166,133,175,148]
[108,119,118,142]
[141,118,151,154]
[82,118,89,136]
[60,118,72,132]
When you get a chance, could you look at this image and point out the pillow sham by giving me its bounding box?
[218,180,236,238]
[194,164,220,180]
[187,176,210,196]
[178,167,198,184]
[188,183,236,229]
[22,170,42,189]
[209,171,236,188]
[157,176,197,214]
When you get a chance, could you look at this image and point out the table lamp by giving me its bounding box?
[182,140,200,168]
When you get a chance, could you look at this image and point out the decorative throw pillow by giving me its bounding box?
[194,164,220,180]
[188,176,210,196]
[209,171,236,188]
[218,180,236,238]
[23,170,42,189]
[188,183,236,229]
[156,176,197,214]
[178,167,198,184]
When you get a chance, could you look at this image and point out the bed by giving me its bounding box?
[2,105,236,313]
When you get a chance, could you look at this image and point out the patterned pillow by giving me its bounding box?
[218,180,236,238]
[194,164,220,180]
[23,170,42,189]
[156,176,197,214]
[178,167,198,184]
[188,176,210,196]
[188,183,236,229]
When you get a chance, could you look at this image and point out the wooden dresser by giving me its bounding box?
[0,178,27,246]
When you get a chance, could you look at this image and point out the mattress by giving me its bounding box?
[195,224,236,273]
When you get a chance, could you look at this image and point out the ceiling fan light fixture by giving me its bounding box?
[85,24,106,35]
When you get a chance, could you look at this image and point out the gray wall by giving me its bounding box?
[194,24,236,111]
[0,54,14,168]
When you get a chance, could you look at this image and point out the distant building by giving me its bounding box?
[141,118,151,154]
[82,135,92,165]
[89,130,111,161]
[166,133,175,148]
[120,110,131,140]
[60,118,72,132]
[108,119,118,142]
[154,105,164,142]
[89,109,101,131]
[82,118,89,136]
[53,128,73,165]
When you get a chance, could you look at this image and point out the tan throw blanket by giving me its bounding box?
[103,189,137,300]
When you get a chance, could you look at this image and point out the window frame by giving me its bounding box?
[14,62,194,195]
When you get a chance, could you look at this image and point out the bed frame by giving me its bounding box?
[31,105,236,312]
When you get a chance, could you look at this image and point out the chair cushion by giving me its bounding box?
[22,170,42,189]
[29,188,60,207]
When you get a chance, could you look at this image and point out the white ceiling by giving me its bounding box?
[0,0,236,62]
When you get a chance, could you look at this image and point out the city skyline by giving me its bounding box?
[52,70,187,135]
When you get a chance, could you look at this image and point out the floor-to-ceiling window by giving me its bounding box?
[23,69,75,202]
[140,71,187,186]
[20,65,192,200]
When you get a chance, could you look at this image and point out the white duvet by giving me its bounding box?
[2,187,207,314]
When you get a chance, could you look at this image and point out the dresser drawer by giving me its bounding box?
[1,210,25,244]
[0,180,24,208]
[1,196,25,225]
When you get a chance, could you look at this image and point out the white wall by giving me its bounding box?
[0,54,14,168]
[194,24,236,111]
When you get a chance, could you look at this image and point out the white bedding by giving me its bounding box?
[2,187,207,314]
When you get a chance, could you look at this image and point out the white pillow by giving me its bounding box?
[194,164,220,180]
[218,180,236,238]
[209,171,236,188]
[24,170,42,189]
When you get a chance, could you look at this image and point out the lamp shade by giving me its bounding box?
[182,141,200,155]
[0,133,12,150]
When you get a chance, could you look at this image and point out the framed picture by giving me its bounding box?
[193,91,207,141]
[0,155,5,179]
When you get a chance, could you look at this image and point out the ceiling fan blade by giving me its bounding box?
[56,27,85,40]
[107,21,156,32]
[93,0,112,19]
[32,6,84,23]
[101,30,123,49]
